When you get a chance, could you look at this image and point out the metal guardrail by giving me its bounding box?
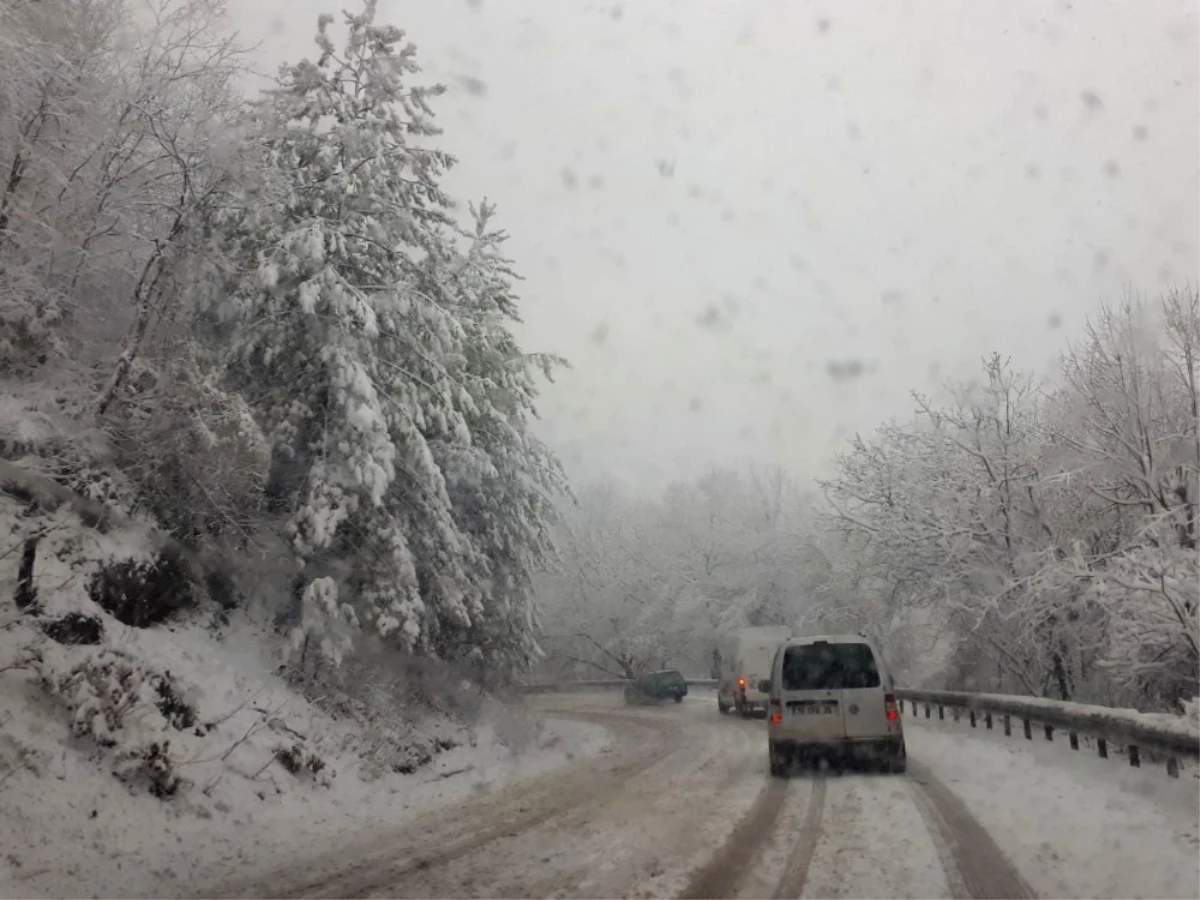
[518,679,1198,778]
[517,678,718,695]
[896,688,1199,777]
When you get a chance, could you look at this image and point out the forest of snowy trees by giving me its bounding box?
[1,0,564,685]
[538,292,1199,714]
[1,0,1195,720]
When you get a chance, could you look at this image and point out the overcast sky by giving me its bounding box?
[229,0,1199,488]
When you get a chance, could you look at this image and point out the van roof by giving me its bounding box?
[784,633,876,646]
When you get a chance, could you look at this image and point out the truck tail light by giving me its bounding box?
[737,676,746,692]
[885,693,899,721]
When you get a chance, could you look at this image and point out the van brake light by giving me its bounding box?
[885,693,899,721]
[769,698,782,724]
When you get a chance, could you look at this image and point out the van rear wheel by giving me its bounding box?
[768,744,787,778]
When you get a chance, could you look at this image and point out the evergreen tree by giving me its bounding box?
[215,1,565,671]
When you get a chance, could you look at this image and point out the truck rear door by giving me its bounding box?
[740,641,777,705]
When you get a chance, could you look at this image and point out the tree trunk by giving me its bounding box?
[1052,647,1072,701]
[14,535,41,610]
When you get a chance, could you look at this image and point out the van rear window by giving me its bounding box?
[781,643,881,690]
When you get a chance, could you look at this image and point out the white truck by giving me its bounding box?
[716,625,793,716]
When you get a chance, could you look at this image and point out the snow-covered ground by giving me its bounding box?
[906,715,1200,899]
[0,619,610,899]
[0,490,611,899]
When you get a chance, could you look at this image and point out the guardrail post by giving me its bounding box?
[1129,745,1140,768]
[1003,714,1011,736]
[1167,757,1179,778]
[1097,737,1108,758]
[925,703,931,719]
[969,709,976,727]
[938,704,944,720]
[952,706,960,722]
[985,711,993,730]
[1023,718,1032,740]
[1069,731,1079,750]
[1044,724,1054,742]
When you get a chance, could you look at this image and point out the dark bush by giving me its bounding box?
[275,742,326,778]
[87,547,195,627]
[42,613,104,645]
[125,741,181,799]
[154,676,197,731]
[0,480,35,503]
[203,565,239,611]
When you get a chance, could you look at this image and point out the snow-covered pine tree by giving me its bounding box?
[425,201,569,675]
[214,1,564,672]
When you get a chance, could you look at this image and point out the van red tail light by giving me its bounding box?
[885,693,899,721]
[769,698,782,724]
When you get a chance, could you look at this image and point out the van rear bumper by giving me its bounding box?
[770,736,904,760]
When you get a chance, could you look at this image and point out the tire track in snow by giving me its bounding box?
[908,760,1036,900]
[213,708,679,899]
[678,777,790,899]
[438,707,763,900]
[794,772,950,899]
[672,772,830,900]
[772,774,827,899]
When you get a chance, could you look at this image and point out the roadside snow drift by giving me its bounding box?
[906,716,1200,899]
[0,494,609,899]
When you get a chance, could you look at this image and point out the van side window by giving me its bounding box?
[781,643,881,690]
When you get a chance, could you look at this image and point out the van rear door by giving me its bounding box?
[779,641,847,740]
[834,643,890,739]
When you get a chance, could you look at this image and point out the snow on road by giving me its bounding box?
[233,692,771,900]
[168,693,1200,898]
[4,681,1195,899]
[905,713,1200,899]
[798,774,952,899]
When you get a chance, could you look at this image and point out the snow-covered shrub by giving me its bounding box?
[1181,696,1200,729]
[0,267,65,373]
[109,347,271,546]
[119,740,182,799]
[40,613,105,645]
[287,576,357,671]
[87,547,197,627]
[1092,515,1199,709]
[0,391,136,519]
[274,740,330,786]
[35,647,198,747]
[31,647,201,799]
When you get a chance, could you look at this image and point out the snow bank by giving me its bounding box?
[1,642,608,897]
[906,716,1200,899]
[0,486,609,898]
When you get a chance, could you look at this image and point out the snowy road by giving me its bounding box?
[209,692,1198,900]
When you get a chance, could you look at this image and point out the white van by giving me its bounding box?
[762,635,906,774]
[717,626,792,716]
